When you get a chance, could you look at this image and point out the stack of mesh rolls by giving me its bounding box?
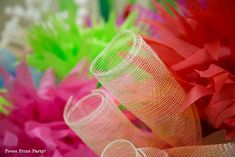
[64,31,235,156]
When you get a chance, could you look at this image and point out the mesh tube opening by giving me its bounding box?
[90,31,142,77]
[64,90,163,155]
[101,139,139,157]
[101,139,170,157]
[64,90,107,126]
[90,31,202,147]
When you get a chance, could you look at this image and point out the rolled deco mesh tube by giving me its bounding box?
[101,139,168,157]
[90,31,201,146]
[64,90,159,155]
[166,143,235,157]
[101,139,235,157]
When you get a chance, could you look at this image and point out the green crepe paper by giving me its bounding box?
[99,0,111,21]
[157,0,176,14]
[57,0,77,13]
[0,93,11,115]
[28,12,138,79]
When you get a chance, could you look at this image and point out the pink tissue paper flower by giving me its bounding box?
[0,62,97,157]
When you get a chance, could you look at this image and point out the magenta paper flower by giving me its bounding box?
[0,62,97,157]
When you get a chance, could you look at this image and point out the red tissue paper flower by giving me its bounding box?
[144,0,235,138]
[0,62,97,157]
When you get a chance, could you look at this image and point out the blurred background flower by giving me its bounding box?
[0,62,97,156]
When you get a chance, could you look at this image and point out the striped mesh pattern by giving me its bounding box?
[90,31,201,146]
[101,139,235,157]
[64,90,159,155]
[63,31,234,156]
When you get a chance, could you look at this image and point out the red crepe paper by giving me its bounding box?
[214,102,235,128]
[144,0,235,137]
[172,48,213,71]
[204,39,220,60]
[180,85,214,112]
[144,36,184,66]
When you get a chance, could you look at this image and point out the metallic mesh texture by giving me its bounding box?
[90,31,201,147]
[64,90,160,155]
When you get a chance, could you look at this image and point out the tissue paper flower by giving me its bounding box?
[0,62,97,157]
[0,49,16,114]
[144,0,235,138]
[0,0,96,55]
[27,12,137,79]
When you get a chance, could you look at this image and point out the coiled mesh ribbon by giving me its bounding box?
[90,31,201,146]
[101,139,235,157]
[64,31,235,156]
[64,90,160,155]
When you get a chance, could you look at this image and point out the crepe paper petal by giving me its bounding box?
[172,49,213,71]
[56,62,97,101]
[0,61,97,156]
[28,11,138,79]
[99,0,111,21]
[180,85,214,112]
[224,118,235,128]
[53,150,63,157]
[206,87,235,132]
[30,67,43,87]
[2,131,18,146]
[64,90,164,155]
[151,0,178,32]
[196,64,226,78]
[38,69,56,100]
[144,19,198,58]
[209,85,235,106]
[90,31,201,147]
[25,125,57,148]
[196,64,232,92]
[206,99,233,126]
[123,4,160,35]
[0,96,11,115]
[25,120,79,150]
[226,130,235,141]
[102,139,235,157]
[214,102,235,128]
[144,0,235,136]
[15,62,35,90]
[204,39,220,60]
[167,3,199,42]
[212,72,229,92]
[143,36,184,66]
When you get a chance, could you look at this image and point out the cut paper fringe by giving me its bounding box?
[0,61,97,157]
[144,0,235,138]
[28,12,138,79]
